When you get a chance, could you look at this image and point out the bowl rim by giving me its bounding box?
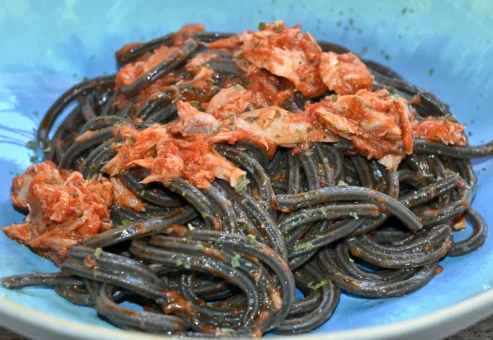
[1,285,492,340]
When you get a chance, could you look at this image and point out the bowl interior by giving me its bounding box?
[1,0,493,335]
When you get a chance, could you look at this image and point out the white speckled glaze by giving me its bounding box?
[0,1,492,339]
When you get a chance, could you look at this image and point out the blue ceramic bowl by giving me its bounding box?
[1,1,492,339]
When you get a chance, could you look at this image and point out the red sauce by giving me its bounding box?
[4,162,113,265]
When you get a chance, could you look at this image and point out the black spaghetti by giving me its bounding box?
[2,22,491,337]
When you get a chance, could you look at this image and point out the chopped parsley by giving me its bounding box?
[258,22,267,30]
[307,279,328,290]
[331,95,338,102]
[445,114,457,121]
[231,253,241,268]
[304,148,314,156]
[189,100,200,108]
[121,219,132,227]
[128,136,136,145]
[337,180,349,187]
[235,84,245,90]
[246,234,257,244]
[294,241,313,252]
[226,113,237,120]
[94,247,103,259]
[210,125,221,134]
[392,94,400,102]
[26,140,38,151]
[175,258,183,267]
[43,146,52,153]
[384,85,395,91]
[196,244,204,250]
[349,212,359,219]
[235,175,250,193]
[245,116,257,123]
[72,191,79,198]
[188,223,196,230]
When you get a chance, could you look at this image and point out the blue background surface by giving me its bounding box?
[0,0,492,335]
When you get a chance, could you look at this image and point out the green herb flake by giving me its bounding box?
[196,244,204,250]
[128,136,136,145]
[121,219,132,227]
[94,247,103,259]
[331,95,338,103]
[43,146,52,153]
[304,148,314,157]
[245,116,257,123]
[303,193,310,200]
[175,258,183,267]
[246,234,257,243]
[445,114,457,121]
[307,279,328,290]
[235,84,245,90]
[29,155,39,164]
[337,180,349,187]
[210,125,221,134]
[235,175,250,193]
[222,328,235,333]
[392,94,400,102]
[231,253,241,268]
[26,140,38,151]
[188,223,196,230]
[189,100,201,108]
[294,241,313,252]
[229,125,236,131]
[315,234,324,239]
[73,190,79,198]
[384,85,395,91]
[349,212,359,220]
[258,22,267,30]
[184,260,191,269]
[226,113,237,120]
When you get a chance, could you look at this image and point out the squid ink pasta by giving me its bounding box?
[2,21,491,337]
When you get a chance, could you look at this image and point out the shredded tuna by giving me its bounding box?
[4,161,113,265]
[412,117,467,146]
[319,52,374,95]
